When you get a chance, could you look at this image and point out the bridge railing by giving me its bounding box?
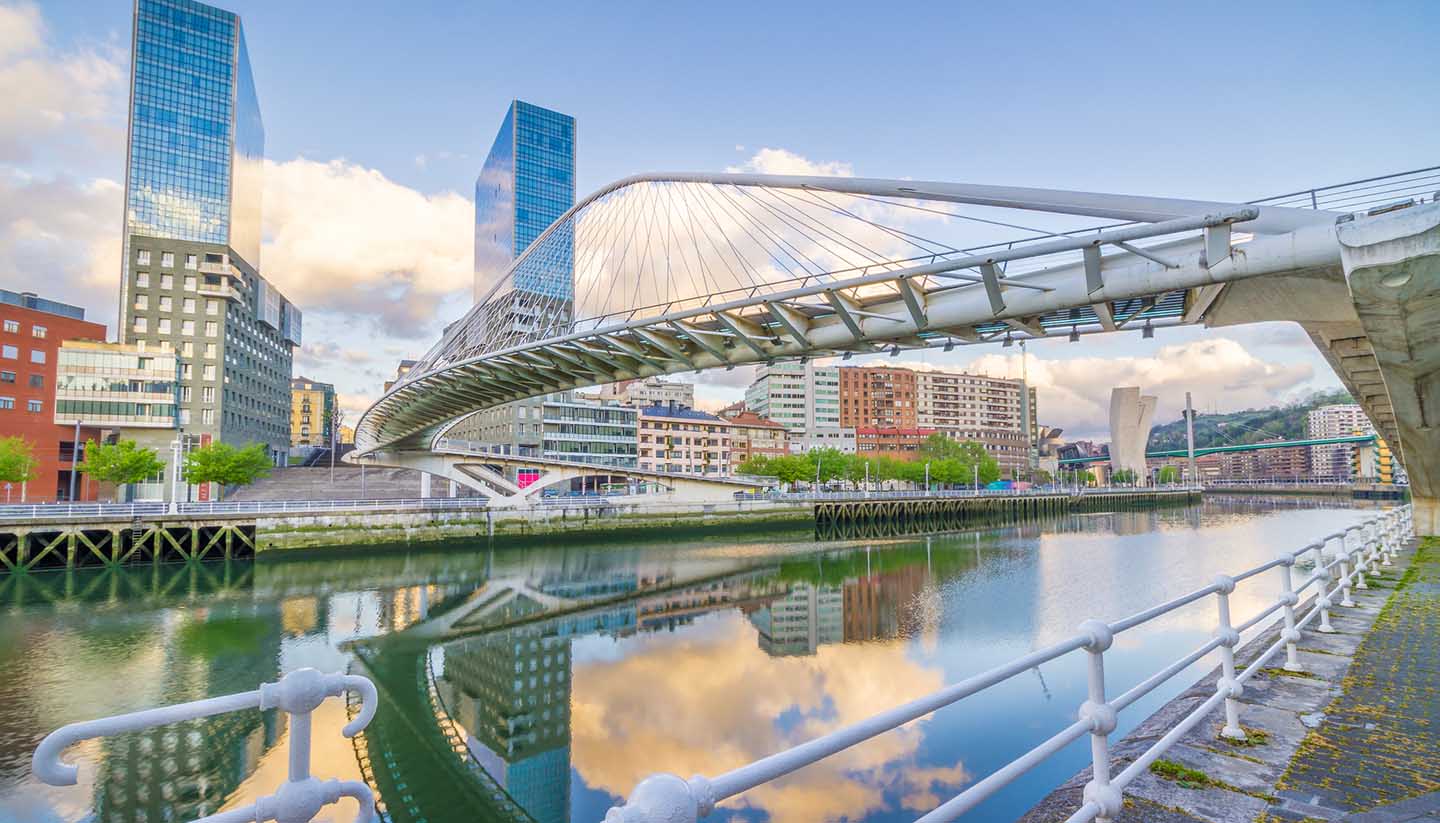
[0,496,492,522]
[605,505,1413,823]
[31,668,379,823]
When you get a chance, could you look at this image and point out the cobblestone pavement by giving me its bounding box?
[1268,538,1440,820]
[1022,535,1435,823]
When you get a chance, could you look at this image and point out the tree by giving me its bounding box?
[0,436,35,484]
[182,442,273,500]
[809,448,849,484]
[765,455,811,486]
[1157,465,1180,485]
[1032,469,1054,485]
[77,439,166,501]
[736,455,773,476]
[1111,468,1137,485]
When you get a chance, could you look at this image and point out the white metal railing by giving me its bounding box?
[32,668,379,823]
[605,505,1414,823]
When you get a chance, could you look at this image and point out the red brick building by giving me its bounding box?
[839,366,918,429]
[855,427,937,457]
[0,291,106,501]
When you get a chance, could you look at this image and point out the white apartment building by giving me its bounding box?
[598,377,694,408]
[744,361,839,434]
[789,427,857,454]
[1306,403,1373,479]
[916,371,1033,433]
[637,403,732,476]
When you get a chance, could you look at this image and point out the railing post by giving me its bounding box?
[1077,619,1121,823]
[1213,576,1246,740]
[1309,542,1336,633]
[1277,553,1303,672]
[1337,534,1357,608]
[1350,528,1369,591]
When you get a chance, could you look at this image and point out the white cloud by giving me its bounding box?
[963,337,1315,439]
[259,157,473,337]
[726,146,854,177]
[0,2,125,165]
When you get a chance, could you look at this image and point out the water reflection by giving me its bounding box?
[0,498,1380,823]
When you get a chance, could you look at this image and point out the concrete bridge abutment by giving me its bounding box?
[1338,202,1440,535]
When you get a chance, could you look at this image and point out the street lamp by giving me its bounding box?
[330,407,345,485]
[169,429,185,513]
[924,461,931,492]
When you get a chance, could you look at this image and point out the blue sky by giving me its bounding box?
[6,0,1440,436]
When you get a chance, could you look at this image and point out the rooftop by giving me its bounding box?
[0,289,87,321]
[637,403,722,422]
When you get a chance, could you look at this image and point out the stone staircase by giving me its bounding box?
[229,467,477,502]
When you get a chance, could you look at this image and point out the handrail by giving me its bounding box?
[32,668,379,823]
[605,504,1413,823]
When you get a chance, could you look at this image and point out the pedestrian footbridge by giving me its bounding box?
[352,167,1440,533]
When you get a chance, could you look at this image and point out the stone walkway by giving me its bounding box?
[1021,537,1438,823]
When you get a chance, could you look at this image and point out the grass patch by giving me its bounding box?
[1149,759,1216,790]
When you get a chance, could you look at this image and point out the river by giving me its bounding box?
[0,496,1381,823]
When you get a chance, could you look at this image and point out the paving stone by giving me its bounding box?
[1125,770,1270,823]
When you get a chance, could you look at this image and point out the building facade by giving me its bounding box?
[790,427,857,454]
[916,370,1034,434]
[0,292,108,501]
[1306,403,1372,479]
[598,377,694,408]
[119,0,299,496]
[838,366,918,429]
[855,427,938,457]
[636,403,731,476]
[289,377,335,448]
[719,409,789,468]
[540,395,637,469]
[744,361,839,434]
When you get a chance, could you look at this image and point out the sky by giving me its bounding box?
[3,0,1438,439]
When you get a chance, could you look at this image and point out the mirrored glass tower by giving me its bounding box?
[118,0,300,497]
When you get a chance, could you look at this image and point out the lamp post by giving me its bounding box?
[925,461,931,492]
[168,430,185,514]
[68,419,80,502]
[329,408,345,485]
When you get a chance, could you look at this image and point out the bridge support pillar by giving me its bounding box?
[1338,202,1440,536]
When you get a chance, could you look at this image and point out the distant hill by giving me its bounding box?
[1147,389,1354,452]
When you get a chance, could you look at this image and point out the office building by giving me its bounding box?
[54,341,180,501]
[636,403,731,476]
[719,409,789,468]
[1216,440,1313,481]
[540,394,637,469]
[1354,434,1397,483]
[119,0,299,498]
[790,427,857,454]
[747,583,845,657]
[744,361,839,434]
[453,101,576,461]
[383,359,417,392]
[839,366,918,429]
[0,291,107,501]
[1307,403,1373,479]
[598,377,694,408]
[916,370,1035,435]
[289,377,335,448]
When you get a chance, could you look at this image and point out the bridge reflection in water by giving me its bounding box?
[0,498,1385,823]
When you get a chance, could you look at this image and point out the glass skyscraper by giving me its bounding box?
[473,100,576,304]
[118,0,299,498]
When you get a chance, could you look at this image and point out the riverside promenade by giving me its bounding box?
[1022,537,1440,822]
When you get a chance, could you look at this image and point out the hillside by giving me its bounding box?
[1146,389,1353,452]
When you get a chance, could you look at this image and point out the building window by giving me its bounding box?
[136,272,150,288]
[31,325,45,339]
[179,409,191,425]
[201,408,214,425]
[180,386,191,403]
[181,364,192,380]
[181,341,193,357]
[2,320,16,333]
[202,364,216,381]
[0,397,13,410]
[137,250,151,265]
[29,350,44,364]
[27,399,41,413]
[0,371,12,383]
[160,273,173,290]
[133,318,147,333]
[160,252,174,268]
[184,275,196,292]
[159,296,173,312]
[135,295,148,310]
[204,343,216,358]
[181,320,195,335]
[182,298,196,313]
[206,299,219,316]
[28,374,42,388]
[202,386,215,403]
[185,254,197,270]
[157,318,171,334]
[205,321,217,337]
[0,345,16,360]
